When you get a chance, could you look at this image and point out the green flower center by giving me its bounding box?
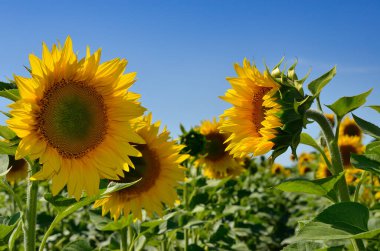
[116,144,161,194]
[205,133,227,161]
[38,80,108,158]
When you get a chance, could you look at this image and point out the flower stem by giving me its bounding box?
[120,227,128,251]
[354,171,366,202]
[23,162,39,251]
[305,109,350,202]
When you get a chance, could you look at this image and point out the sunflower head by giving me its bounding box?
[7,37,145,200]
[339,117,362,140]
[196,118,244,179]
[297,152,316,175]
[179,126,206,157]
[94,114,188,220]
[6,155,28,185]
[316,161,332,179]
[219,58,312,161]
[338,136,364,168]
[271,163,290,177]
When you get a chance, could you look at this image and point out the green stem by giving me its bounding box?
[354,171,366,202]
[183,179,189,251]
[23,162,39,251]
[305,109,350,202]
[120,227,128,251]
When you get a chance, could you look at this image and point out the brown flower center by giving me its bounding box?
[204,133,228,161]
[37,80,108,159]
[343,123,361,137]
[252,87,271,134]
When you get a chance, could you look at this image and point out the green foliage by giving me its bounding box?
[326,89,372,119]
[0,89,20,102]
[308,66,336,97]
[352,113,380,139]
[0,212,22,241]
[0,155,9,177]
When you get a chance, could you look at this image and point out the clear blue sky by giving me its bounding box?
[0,1,379,165]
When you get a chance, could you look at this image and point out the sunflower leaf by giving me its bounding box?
[89,212,133,231]
[0,212,22,240]
[0,154,10,177]
[288,202,372,242]
[352,113,380,139]
[308,66,336,97]
[350,153,380,175]
[0,126,17,140]
[368,105,380,113]
[62,239,92,251]
[0,141,17,155]
[326,89,372,119]
[300,133,323,153]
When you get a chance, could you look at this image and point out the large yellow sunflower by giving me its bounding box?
[196,118,244,179]
[94,114,188,220]
[7,37,145,200]
[339,117,362,140]
[338,136,364,168]
[219,59,282,158]
[6,156,28,186]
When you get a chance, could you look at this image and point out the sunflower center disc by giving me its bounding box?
[343,124,361,137]
[252,87,271,133]
[38,80,108,158]
[117,144,161,193]
[205,133,227,161]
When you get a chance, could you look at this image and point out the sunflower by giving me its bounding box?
[315,161,332,179]
[297,152,315,175]
[196,118,244,179]
[271,163,290,177]
[6,156,28,185]
[324,114,335,127]
[338,136,364,167]
[219,59,283,158]
[94,114,188,220]
[339,117,362,140]
[7,37,145,200]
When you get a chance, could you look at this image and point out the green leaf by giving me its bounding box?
[0,155,9,176]
[366,141,380,155]
[308,66,336,97]
[352,113,380,139]
[8,221,22,251]
[0,141,17,155]
[89,212,133,231]
[0,90,20,102]
[368,105,380,113]
[62,240,92,251]
[0,212,22,240]
[326,89,372,119]
[0,126,16,140]
[290,202,369,242]
[44,194,77,212]
[300,133,323,152]
[100,179,141,198]
[275,173,343,199]
[350,153,380,175]
[0,82,15,91]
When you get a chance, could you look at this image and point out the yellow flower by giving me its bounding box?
[338,136,364,168]
[271,163,290,177]
[196,118,244,179]
[315,161,332,179]
[339,117,362,140]
[94,114,188,220]
[324,114,335,127]
[7,37,145,200]
[345,168,363,185]
[297,152,315,175]
[219,59,282,158]
[6,156,28,185]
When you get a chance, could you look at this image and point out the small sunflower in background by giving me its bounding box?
[7,37,145,200]
[339,117,362,140]
[324,113,335,127]
[297,152,316,176]
[315,161,332,179]
[271,163,290,177]
[196,118,244,179]
[219,59,283,157]
[338,136,365,168]
[94,114,188,220]
[6,156,28,186]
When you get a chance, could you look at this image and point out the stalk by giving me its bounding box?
[120,227,128,251]
[305,109,350,201]
[23,162,39,251]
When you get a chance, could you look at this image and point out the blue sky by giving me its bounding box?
[0,1,379,165]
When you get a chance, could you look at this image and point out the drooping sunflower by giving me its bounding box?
[338,136,364,167]
[271,163,290,177]
[6,156,28,185]
[7,37,145,200]
[339,117,362,140]
[196,118,244,179]
[219,59,283,158]
[94,114,188,220]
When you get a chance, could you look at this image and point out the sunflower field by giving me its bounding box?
[0,37,379,251]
